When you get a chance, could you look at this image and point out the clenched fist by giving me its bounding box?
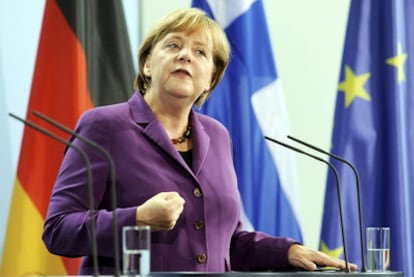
[136,192,185,231]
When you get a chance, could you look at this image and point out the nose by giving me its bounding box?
[178,49,191,63]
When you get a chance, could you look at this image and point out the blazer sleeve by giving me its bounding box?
[42,107,137,258]
[229,222,298,271]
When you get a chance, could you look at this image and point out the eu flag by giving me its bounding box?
[191,0,302,241]
[320,0,414,276]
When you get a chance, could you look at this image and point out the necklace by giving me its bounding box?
[171,123,192,144]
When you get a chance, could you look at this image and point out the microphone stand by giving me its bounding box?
[9,112,99,277]
[287,135,366,272]
[32,111,121,277]
[264,136,350,272]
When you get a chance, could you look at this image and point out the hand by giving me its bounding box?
[287,244,358,271]
[136,191,185,231]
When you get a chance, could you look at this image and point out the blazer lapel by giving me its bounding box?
[191,112,210,177]
[128,92,200,181]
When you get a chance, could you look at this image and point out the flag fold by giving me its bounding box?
[0,0,134,275]
[192,0,302,241]
[320,1,414,276]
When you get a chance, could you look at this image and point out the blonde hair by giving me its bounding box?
[134,8,230,107]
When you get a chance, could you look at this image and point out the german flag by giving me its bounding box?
[0,0,134,275]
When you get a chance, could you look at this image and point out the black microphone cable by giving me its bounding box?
[32,110,121,277]
[264,135,350,272]
[9,112,100,277]
[287,135,366,272]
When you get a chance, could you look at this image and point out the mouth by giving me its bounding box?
[173,68,192,77]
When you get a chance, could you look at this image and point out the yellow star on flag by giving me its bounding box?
[338,65,371,108]
[320,240,344,259]
[386,42,408,83]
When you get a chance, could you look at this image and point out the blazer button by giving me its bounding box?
[193,220,204,230]
[193,187,202,197]
[196,253,207,264]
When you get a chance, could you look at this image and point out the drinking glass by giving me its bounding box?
[122,225,151,276]
[366,227,390,272]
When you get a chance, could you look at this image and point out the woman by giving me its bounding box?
[42,7,356,274]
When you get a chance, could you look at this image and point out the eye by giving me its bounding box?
[166,42,180,49]
[196,49,207,57]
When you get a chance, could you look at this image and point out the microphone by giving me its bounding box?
[264,136,350,272]
[287,135,366,272]
[32,111,121,277]
[8,112,100,277]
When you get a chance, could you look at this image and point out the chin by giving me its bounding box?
[167,88,195,98]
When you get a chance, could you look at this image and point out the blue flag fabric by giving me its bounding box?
[191,0,302,241]
[320,0,414,275]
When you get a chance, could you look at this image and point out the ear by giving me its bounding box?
[143,55,151,77]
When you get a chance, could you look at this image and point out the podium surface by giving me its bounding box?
[150,272,403,277]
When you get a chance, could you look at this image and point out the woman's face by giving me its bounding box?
[143,30,215,105]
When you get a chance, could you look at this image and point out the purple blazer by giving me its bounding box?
[42,91,296,274]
